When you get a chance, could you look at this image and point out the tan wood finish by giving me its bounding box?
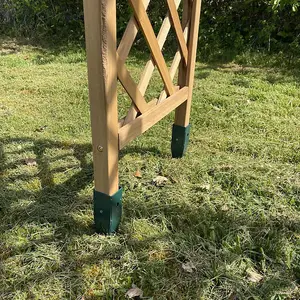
[175,0,201,127]
[119,87,188,149]
[166,0,189,66]
[177,0,191,89]
[117,0,151,62]
[83,0,119,195]
[128,0,175,96]
[123,0,182,125]
[138,0,182,95]
[158,23,190,103]
[117,54,149,114]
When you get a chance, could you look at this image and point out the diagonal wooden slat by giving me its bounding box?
[117,0,151,127]
[117,0,151,62]
[125,21,189,125]
[117,54,148,114]
[166,0,189,66]
[138,0,182,95]
[123,0,182,125]
[128,0,175,97]
[158,23,190,102]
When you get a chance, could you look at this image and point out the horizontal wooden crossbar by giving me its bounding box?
[119,87,188,149]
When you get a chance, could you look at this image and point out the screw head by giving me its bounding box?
[97,145,104,152]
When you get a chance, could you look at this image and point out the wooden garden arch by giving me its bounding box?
[83,0,202,234]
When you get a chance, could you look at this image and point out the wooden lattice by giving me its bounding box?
[83,0,202,233]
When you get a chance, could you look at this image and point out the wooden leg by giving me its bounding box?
[84,0,122,234]
[172,0,202,158]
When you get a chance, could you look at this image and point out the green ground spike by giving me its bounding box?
[93,188,123,234]
[171,124,191,158]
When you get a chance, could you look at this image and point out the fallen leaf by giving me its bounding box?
[221,204,229,212]
[182,262,196,273]
[246,269,263,283]
[20,89,33,95]
[35,125,48,132]
[125,284,143,298]
[134,170,142,178]
[220,165,233,171]
[199,183,211,191]
[213,106,221,111]
[152,176,168,187]
[24,158,37,167]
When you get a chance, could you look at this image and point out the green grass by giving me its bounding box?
[1,41,300,300]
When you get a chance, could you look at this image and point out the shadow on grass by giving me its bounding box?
[0,137,167,297]
[1,137,299,299]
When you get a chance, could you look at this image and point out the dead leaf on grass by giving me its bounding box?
[35,125,48,132]
[134,170,142,178]
[182,261,196,273]
[199,183,211,191]
[24,158,37,167]
[221,204,229,212]
[152,176,168,187]
[20,89,34,95]
[125,284,143,298]
[219,164,234,171]
[246,269,263,283]
[212,106,222,111]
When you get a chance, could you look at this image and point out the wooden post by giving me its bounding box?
[84,0,122,234]
[172,0,202,158]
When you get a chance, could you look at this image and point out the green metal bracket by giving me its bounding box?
[93,188,123,234]
[171,124,191,158]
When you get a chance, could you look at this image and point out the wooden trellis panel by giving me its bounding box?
[83,0,202,234]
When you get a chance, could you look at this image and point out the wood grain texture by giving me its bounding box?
[119,87,188,149]
[158,23,190,103]
[129,0,175,96]
[84,0,119,195]
[123,0,182,126]
[175,0,202,127]
[117,54,148,114]
[117,0,151,62]
[166,0,189,65]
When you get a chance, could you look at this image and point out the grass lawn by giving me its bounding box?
[0,41,300,300]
